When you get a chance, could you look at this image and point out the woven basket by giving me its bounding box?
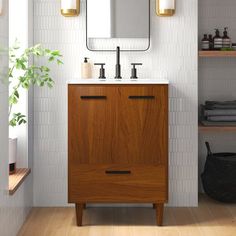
[201,142,236,203]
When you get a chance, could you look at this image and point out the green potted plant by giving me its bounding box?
[8,41,63,174]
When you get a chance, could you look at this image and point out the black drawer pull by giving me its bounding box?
[80,96,107,100]
[105,170,131,175]
[128,96,155,99]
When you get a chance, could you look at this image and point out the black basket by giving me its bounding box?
[201,142,236,203]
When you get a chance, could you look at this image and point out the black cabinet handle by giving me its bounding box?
[80,96,107,100]
[105,170,131,175]
[128,96,155,99]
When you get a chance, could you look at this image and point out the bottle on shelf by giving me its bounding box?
[208,34,214,50]
[201,34,209,51]
[232,43,236,51]
[222,27,231,49]
[213,29,223,50]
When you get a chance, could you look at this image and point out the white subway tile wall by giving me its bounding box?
[0,1,33,236]
[198,0,236,192]
[33,0,198,207]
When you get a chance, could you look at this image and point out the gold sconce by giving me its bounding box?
[156,0,175,17]
[61,0,80,17]
[0,0,3,16]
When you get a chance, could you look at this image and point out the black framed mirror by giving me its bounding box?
[86,0,150,51]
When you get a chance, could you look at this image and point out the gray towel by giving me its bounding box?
[205,100,236,110]
[201,120,236,126]
[204,109,236,116]
[206,105,236,110]
[206,100,236,106]
[207,116,236,122]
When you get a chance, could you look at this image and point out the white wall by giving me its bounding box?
[33,0,198,207]
[0,1,33,235]
[198,0,236,191]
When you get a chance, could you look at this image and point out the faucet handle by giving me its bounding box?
[131,63,143,66]
[94,63,106,79]
[131,63,143,79]
[94,63,105,65]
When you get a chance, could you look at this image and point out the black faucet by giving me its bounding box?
[115,46,122,79]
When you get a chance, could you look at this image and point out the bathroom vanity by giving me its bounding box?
[68,79,169,226]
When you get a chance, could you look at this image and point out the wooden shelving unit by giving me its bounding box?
[199,50,236,57]
[9,168,31,195]
[199,51,236,133]
[199,124,236,132]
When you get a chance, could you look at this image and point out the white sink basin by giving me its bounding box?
[67,78,169,85]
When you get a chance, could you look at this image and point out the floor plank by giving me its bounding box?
[190,197,220,236]
[18,195,236,236]
[171,208,203,236]
[203,196,236,236]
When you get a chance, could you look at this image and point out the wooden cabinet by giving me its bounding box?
[68,84,168,226]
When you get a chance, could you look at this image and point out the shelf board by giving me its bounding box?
[199,124,236,132]
[199,50,236,57]
[9,168,31,195]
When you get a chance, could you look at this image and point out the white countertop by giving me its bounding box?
[67,78,169,85]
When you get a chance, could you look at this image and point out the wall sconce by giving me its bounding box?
[156,0,175,17]
[61,0,80,17]
[0,0,3,16]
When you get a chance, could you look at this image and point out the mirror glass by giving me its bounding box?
[86,0,150,51]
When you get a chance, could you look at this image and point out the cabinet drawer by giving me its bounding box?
[69,164,168,203]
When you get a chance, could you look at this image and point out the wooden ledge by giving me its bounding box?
[199,50,236,57]
[9,168,31,195]
[199,124,236,132]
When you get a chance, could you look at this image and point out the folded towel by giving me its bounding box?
[205,100,236,110]
[207,116,236,122]
[201,120,236,126]
[205,105,236,110]
[204,109,236,116]
[206,100,236,106]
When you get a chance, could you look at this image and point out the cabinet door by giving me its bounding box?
[68,85,117,164]
[116,85,168,165]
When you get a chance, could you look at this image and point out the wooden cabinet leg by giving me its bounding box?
[75,203,83,226]
[156,203,164,226]
[83,203,86,209]
[153,204,157,209]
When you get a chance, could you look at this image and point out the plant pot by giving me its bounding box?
[9,138,17,175]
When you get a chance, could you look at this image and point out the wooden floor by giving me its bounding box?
[18,195,236,236]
